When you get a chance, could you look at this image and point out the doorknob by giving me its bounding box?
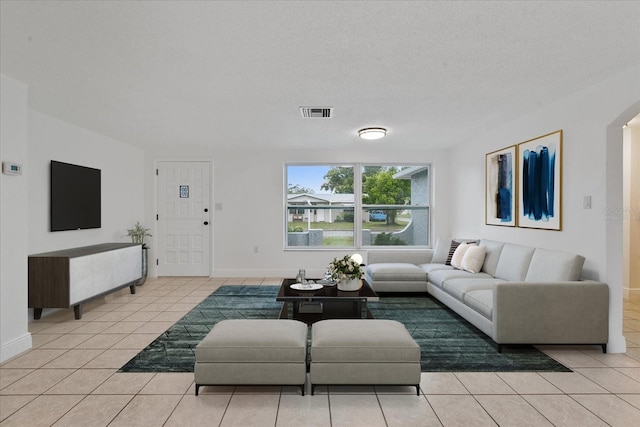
[204,221,209,225]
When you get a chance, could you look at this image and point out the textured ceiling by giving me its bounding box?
[1,1,639,150]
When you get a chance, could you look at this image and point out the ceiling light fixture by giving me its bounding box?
[358,127,387,140]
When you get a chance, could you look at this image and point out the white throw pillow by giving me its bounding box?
[450,243,472,269]
[461,245,487,273]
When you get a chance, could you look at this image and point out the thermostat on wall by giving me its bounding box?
[2,161,23,176]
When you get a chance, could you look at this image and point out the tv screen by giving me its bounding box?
[50,160,101,232]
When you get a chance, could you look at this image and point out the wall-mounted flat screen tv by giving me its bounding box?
[50,160,101,232]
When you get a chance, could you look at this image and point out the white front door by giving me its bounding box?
[156,161,211,276]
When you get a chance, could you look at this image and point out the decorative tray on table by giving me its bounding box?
[290,283,323,291]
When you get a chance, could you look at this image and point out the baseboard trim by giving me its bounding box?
[1,332,32,363]
[211,269,327,278]
[607,335,627,354]
[623,287,640,299]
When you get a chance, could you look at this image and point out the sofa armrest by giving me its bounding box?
[492,281,609,345]
[366,249,434,265]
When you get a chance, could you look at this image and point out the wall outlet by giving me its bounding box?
[253,246,258,253]
[583,195,592,209]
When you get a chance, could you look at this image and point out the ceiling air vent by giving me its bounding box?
[300,107,333,118]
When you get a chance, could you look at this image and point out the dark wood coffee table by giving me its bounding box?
[276,278,379,324]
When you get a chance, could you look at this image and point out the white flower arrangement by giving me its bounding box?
[328,255,363,282]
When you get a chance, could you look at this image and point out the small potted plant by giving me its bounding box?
[127,222,152,247]
[127,222,151,285]
[328,254,363,291]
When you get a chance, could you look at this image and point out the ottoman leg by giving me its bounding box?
[195,384,200,396]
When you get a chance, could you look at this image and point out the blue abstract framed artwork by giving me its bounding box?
[517,130,563,230]
[486,145,516,226]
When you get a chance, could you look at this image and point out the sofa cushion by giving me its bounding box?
[367,250,432,265]
[432,237,453,263]
[464,290,493,320]
[494,243,535,281]
[366,263,427,282]
[418,263,454,274]
[479,239,505,277]
[525,249,585,282]
[428,269,492,288]
[461,245,486,273]
[442,278,500,301]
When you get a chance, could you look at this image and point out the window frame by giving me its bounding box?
[284,162,431,250]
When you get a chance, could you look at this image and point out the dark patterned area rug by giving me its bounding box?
[119,285,570,373]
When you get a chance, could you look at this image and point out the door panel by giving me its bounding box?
[157,161,211,276]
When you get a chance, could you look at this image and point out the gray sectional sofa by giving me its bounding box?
[365,238,610,352]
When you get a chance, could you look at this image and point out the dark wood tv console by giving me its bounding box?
[28,243,142,320]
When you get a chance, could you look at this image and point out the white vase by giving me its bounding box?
[337,277,361,291]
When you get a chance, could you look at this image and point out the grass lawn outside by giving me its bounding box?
[322,236,354,246]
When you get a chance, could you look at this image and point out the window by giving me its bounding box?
[285,164,430,249]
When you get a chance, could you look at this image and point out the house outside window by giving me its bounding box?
[285,164,430,249]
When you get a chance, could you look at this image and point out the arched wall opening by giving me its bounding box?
[606,100,640,354]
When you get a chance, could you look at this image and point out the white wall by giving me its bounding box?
[0,74,145,361]
[28,111,145,254]
[4,63,636,359]
[144,147,451,279]
[0,75,32,362]
[449,65,640,353]
[26,111,146,320]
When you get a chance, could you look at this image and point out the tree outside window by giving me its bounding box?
[286,164,430,248]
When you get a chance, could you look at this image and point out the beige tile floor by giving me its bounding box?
[1,277,640,426]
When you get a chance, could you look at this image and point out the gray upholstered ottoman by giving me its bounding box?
[194,319,308,395]
[310,319,421,395]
